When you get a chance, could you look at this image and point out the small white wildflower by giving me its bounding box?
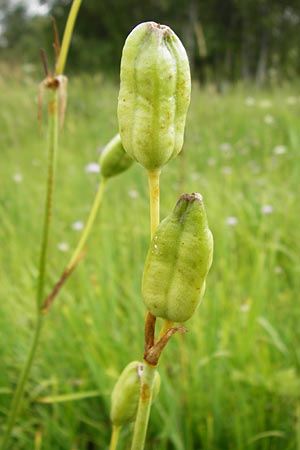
[207,157,216,166]
[264,115,274,125]
[248,160,261,174]
[240,148,249,156]
[72,221,84,231]
[32,159,41,167]
[85,162,100,173]
[13,173,23,183]
[274,266,283,275]
[245,97,255,106]
[220,142,232,152]
[273,145,287,155]
[190,172,200,181]
[259,99,272,108]
[286,96,297,105]
[240,303,250,312]
[128,189,139,199]
[221,166,232,175]
[57,242,70,252]
[261,204,273,215]
[226,216,238,226]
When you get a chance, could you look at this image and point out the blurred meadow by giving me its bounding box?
[1,66,300,449]
[1,1,300,449]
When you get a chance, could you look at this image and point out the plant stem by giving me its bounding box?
[0,316,44,450]
[157,319,174,340]
[67,178,107,270]
[1,2,82,445]
[109,425,121,450]
[147,170,174,339]
[147,169,161,239]
[0,90,58,450]
[55,0,82,76]
[36,92,59,309]
[130,363,157,450]
[129,170,161,450]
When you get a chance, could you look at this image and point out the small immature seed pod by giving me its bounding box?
[118,21,191,170]
[142,193,213,322]
[110,361,160,427]
[99,134,134,179]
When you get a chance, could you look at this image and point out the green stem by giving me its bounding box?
[36,91,59,309]
[130,363,157,450]
[147,169,161,239]
[109,425,121,450]
[67,178,107,270]
[0,316,44,450]
[55,0,82,76]
[0,90,58,450]
[129,170,161,450]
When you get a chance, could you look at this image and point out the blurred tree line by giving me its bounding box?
[1,0,300,85]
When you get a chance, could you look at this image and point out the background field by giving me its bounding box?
[1,69,300,449]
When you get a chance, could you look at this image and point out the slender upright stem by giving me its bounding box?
[36,92,59,309]
[67,178,107,270]
[130,169,161,450]
[55,0,82,76]
[109,425,121,450]
[1,2,82,446]
[147,169,161,239]
[130,363,157,450]
[148,169,174,339]
[0,316,44,450]
[0,90,58,450]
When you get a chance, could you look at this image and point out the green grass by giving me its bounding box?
[1,68,300,450]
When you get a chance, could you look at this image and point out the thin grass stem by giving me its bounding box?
[67,178,107,269]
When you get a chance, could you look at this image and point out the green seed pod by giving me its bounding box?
[118,21,191,171]
[142,193,213,322]
[99,134,134,179]
[110,361,160,427]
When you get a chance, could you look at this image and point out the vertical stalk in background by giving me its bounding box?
[36,91,59,309]
[55,0,82,76]
[0,89,58,450]
[0,0,82,446]
[67,178,107,269]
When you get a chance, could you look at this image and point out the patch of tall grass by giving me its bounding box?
[1,73,300,449]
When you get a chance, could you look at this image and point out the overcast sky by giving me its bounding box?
[8,0,49,15]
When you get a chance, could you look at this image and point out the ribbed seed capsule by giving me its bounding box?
[142,193,213,322]
[118,21,191,170]
[99,134,134,179]
[110,361,160,427]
